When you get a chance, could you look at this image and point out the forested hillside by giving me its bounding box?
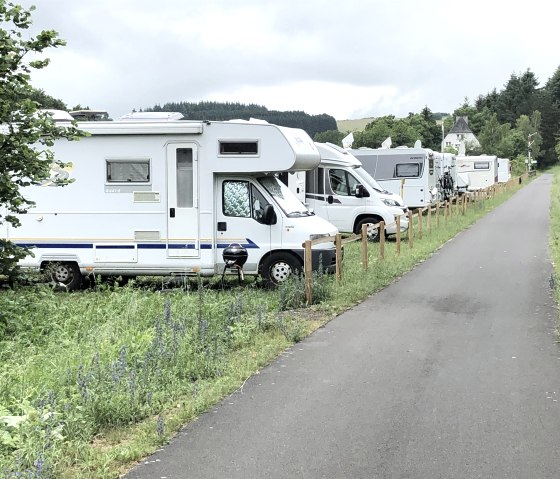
[144,101,337,139]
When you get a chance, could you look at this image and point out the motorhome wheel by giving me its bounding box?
[356,217,381,242]
[47,262,82,291]
[260,253,301,287]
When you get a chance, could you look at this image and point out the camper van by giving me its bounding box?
[282,143,408,241]
[1,113,338,288]
[455,155,498,190]
[349,147,438,209]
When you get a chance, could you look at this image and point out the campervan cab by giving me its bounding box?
[1,113,338,288]
[282,143,408,241]
[349,147,437,209]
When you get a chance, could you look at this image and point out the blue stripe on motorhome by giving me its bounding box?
[15,238,260,250]
[17,243,94,248]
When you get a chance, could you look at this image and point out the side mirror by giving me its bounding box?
[327,195,334,204]
[262,204,277,225]
[354,184,369,198]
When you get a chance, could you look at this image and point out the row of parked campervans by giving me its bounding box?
[0,111,509,289]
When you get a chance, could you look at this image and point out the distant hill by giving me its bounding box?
[336,118,374,133]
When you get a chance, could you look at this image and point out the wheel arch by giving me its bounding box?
[353,214,384,234]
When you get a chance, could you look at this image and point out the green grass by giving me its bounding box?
[549,167,560,333]
[0,178,530,478]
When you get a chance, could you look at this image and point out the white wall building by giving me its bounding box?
[443,116,480,152]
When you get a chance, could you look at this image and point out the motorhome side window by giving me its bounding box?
[474,161,490,170]
[106,159,150,183]
[222,181,269,223]
[176,149,194,207]
[328,169,359,196]
[395,163,420,178]
[219,141,258,155]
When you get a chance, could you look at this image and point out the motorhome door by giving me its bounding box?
[216,176,273,274]
[166,143,199,257]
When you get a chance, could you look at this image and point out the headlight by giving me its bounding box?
[382,198,399,207]
[309,232,334,241]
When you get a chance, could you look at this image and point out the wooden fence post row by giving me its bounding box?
[302,176,519,303]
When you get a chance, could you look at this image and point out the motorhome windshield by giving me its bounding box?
[258,176,312,217]
[352,166,384,193]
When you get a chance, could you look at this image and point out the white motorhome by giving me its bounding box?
[2,113,339,288]
[349,147,437,209]
[497,158,511,183]
[282,143,408,241]
[455,155,498,190]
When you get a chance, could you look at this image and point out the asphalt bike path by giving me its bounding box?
[126,174,558,479]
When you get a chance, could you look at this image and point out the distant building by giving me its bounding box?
[443,116,480,151]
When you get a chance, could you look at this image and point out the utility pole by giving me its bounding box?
[527,132,538,174]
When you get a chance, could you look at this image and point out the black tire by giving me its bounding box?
[355,217,381,242]
[260,253,301,288]
[48,262,82,291]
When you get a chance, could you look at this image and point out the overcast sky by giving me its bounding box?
[27,0,559,121]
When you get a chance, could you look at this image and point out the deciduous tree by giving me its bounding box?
[0,1,81,279]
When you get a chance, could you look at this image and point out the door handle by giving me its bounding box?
[170,208,175,218]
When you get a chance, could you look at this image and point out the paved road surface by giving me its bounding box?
[126,175,559,478]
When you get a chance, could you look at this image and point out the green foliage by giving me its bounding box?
[144,101,337,138]
[0,0,84,278]
[313,129,345,146]
[28,88,67,110]
[353,108,442,150]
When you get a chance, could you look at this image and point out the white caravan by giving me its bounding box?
[497,158,511,183]
[282,143,408,241]
[455,155,498,190]
[2,114,339,288]
[349,147,438,209]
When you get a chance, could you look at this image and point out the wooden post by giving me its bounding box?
[462,194,467,215]
[449,197,453,219]
[444,201,448,225]
[408,210,413,248]
[396,215,401,256]
[360,224,368,270]
[455,193,460,217]
[304,240,313,305]
[436,202,440,227]
[335,233,342,283]
[379,221,385,260]
[427,204,432,234]
[417,208,423,240]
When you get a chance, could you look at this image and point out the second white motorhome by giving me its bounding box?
[2,113,338,288]
[282,143,409,241]
[349,146,438,209]
[455,155,498,190]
